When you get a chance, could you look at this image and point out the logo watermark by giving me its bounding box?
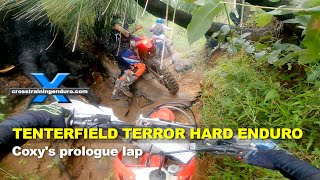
[10,73,89,103]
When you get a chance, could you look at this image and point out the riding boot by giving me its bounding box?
[111,79,123,100]
[116,78,133,98]
[111,88,121,100]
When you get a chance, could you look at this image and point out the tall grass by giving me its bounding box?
[201,54,320,177]
[1,0,138,43]
[0,0,200,46]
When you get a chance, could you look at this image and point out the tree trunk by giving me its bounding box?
[136,0,299,39]
[246,0,294,21]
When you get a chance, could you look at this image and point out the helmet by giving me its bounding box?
[156,18,164,24]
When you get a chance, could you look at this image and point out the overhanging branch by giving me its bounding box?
[135,0,299,40]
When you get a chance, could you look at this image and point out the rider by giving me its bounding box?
[0,108,319,179]
[150,18,172,55]
[245,145,320,180]
[108,18,146,100]
[0,105,70,155]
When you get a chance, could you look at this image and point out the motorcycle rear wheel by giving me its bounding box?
[146,59,179,94]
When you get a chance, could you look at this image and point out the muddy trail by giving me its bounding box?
[0,53,207,180]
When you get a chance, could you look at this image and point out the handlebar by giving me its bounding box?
[161,145,247,159]
[68,114,256,160]
[56,100,280,165]
[192,141,253,159]
[68,115,195,131]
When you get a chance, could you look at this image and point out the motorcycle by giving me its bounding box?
[54,99,279,180]
[114,103,197,180]
[55,100,196,179]
[105,26,179,94]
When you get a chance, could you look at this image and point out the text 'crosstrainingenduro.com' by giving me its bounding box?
[9,88,90,95]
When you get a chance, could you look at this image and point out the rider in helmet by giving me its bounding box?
[150,18,173,55]
[108,18,146,100]
[151,18,166,35]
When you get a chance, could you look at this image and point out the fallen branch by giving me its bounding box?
[135,0,299,40]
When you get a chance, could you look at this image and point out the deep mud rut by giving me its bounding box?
[0,54,205,180]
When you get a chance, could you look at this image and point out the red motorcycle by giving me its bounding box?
[114,103,197,180]
[135,36,179,94]
[62,100,279,180]
[105,25,179,94]
[114,152,195,180]
[64,100,197,180]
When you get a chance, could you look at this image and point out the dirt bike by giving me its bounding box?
[56,100,196,179]
[54,99,279,180]
[105,26,179,94]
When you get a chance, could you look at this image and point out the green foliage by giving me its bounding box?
[207,157,284,179]
[175,0,197,13]
[256,14,273,27]
[201,4,320,168]
[267,0,320,16]
[212,28,255,55]
[0,96,6,105]
[187,0,223,44]
[201,55,320,178]
[301,15,320,63]
[0,96,6,121]
[202,55,320,130]
[211,7,320,83]
[203,7,320,174]
[306,66,320,82]
[187,0,320,58]
[1,0,138,41]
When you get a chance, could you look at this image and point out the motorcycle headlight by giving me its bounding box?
[168,164,179,175]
